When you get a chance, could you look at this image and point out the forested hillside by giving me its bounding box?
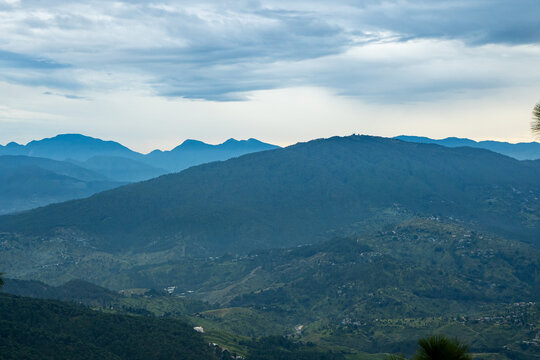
[1,135,538,256]
[0,293,217,360]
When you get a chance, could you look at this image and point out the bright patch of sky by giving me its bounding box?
[0,0,539,151]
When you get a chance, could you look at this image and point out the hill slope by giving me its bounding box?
[72,155,167,182]
[0,135,538,255]
[0,155,123,214]
[4,219,537,358]
[0,293,217,360]
[137,219,540,357]
[0,155,107,181]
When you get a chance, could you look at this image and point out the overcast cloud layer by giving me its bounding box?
[1,0,540,149]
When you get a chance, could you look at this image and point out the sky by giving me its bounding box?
[1,0,540,152]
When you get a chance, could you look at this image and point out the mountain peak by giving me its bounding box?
[181,139,206,145]
[30,133,98,143]
[2,133,140,161]
[4,141,22,148]
[173,139,211,151]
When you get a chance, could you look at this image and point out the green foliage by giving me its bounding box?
[414,335,471,360]
[384,335,471,360]
[533,101,540,135]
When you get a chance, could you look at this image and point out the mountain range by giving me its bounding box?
[0,134,280,172]
[1,133,539,216]
[395,135,540,160]
[145,138,280,172]
[1,134,539,359]
[2,135,539,284]
[0,134,279,214]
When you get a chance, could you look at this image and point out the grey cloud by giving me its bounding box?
[350,0,540,46]
[0,50,69,69]
[43,91,87,100]
[0,0,538,100]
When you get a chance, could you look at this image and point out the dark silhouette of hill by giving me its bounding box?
[0,135,538,255]
[396,135,540,160]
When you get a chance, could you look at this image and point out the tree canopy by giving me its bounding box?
[533,101,540,135]
[386,335,472,360]
[415,335,471,360]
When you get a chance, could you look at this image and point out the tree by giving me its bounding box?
[0,272,4,288]
[384,335,472,360]
[532,101,540,135]
[414,335,471,360]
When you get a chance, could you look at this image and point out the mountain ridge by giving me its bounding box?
[1,133,279,160]
[395,135,540,160]
[2,133,140,161]
[1,135,538,258]
[0,134,280,213]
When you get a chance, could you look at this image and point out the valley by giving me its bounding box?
[2,216,539,359]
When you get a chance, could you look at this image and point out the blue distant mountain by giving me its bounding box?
[0,134,280,175]
[395,135,540,160]
[0,134,140,161]
[146,137,280,172]
[0,134,280,214]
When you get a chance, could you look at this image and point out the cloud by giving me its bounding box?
[0,50,68,69]
[0,0,538,100]
[43,91,87,100]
